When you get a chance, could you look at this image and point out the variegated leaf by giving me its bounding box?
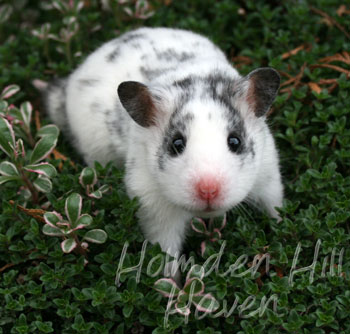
[192,293,220,313]
[79,167,97,187]
[186,264,205,281]
[42,224,64,236]
[43,211,63,228]
[0,161,19,176]
[33,175,52,193]
[65,193,82,225]
[0,84,19,99]
[0,116,16,157]
[24,163,57,178]
[72,213,92,230]
[30,134,58,164]
[61,238,77,253]
[0,175,20,185]
[183,278,205,296]
[83,229,107,244]
[19,101,33,128]
[191,217,207,235]
[154,278,180,297]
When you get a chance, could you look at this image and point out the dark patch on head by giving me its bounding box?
[208,112,212,120]
[157,111,194,170]
[120,32,144,44]
[131,42,141,49]
[141,54,148,60]
[78,79,99,87]
[156,48,194,62]
[140,66,177,81]
[104,109,125,137]
[106,47,120,62]
[173,77,194,90]
[248,139,255,158]
[118,81,157,128]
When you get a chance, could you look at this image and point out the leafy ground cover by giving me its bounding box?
[0,0,350,333]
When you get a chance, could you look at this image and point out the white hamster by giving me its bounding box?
[44,27,283,259]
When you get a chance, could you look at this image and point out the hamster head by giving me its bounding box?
[118,68,280,217]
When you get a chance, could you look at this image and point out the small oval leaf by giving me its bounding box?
[19,101,33,128]
[61,238,77,253]
[24,163,57,178]
[0,161,19,176]
[33,175,52,193]
[30,135,58,164]
[79,167,97,187]
[0,116,16,157]
[73,214,92,229]
[65,193,82,225]
[154,278,180,297]
[83,229,107,244]
[42,224,64,236]
[1,84,19,99]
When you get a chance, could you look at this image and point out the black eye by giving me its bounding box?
[170,135,186,156]
[227,135,241,153]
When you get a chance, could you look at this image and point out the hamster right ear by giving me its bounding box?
[118,81,160,128]
[242,67,280,117]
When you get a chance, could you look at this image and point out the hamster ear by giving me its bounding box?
[118,81,159,127]
[243,67,280,117]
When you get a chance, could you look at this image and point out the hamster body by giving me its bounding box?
[45,27,283,258]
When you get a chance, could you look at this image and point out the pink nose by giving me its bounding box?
[196,178,220,201]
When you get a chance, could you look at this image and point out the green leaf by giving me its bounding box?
[0,161,19,176]
[73,214,92,229]
[42,224,64,236]
[0,116,15,157]
[1,84,19,99]
[192,293,220,313]
[65,193,82,225]
[183,278,204,296]
[83,229,107,244]
[79,167,97,187]
[0,175,20,185]
[24,163,57,178]
[30,134,58,164]
[61,238,77,253]
[191,217,207,234]
[33,175,52,193]
[186,264,205,280]
[123,304,133,318]
[37,124,59,138]
[19,101,32,128]
[154,278,180,297]
[35,321,54,333]
[43,211,62,227]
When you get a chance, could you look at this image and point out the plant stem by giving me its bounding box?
[21,170,39,205]
[72,233,87,257]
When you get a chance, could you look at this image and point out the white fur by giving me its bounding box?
[45,27,283,261]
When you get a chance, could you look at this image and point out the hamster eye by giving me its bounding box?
[170,134,186,156]
[227,135,241,153]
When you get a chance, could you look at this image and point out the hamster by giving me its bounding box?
[44,27,283,260]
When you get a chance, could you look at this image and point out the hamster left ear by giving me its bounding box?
[118,81,159,127]
[244,67,280,117]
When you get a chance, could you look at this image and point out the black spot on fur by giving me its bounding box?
[173,77,194,90]
[120,32,144,43]
[156,49,194,62]
[140,66,177,81]
[104,109,125,137]
[106,47,120,62]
